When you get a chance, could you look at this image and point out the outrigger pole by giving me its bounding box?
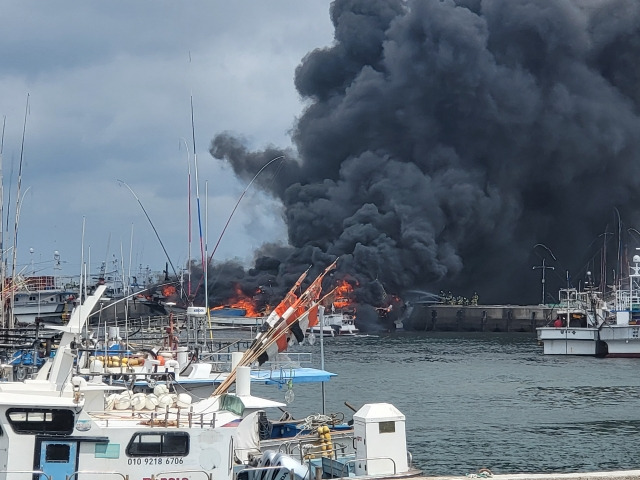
[117,179,186,301]
[189,154,285,301]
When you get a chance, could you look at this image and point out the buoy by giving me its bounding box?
[153,384,169,396]
[176,393,192,409]
[131,393,146,411]
[145,394,159,410]
[115,395,131,410]
[157,393,173,409]
[105,393,118,410]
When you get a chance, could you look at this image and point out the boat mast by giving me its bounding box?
[190,94,206,307]
[79,216,85,305]
[10,95,29,329]
[183,137,192,302]
[0,115,5,328]
[205,180,211,345]
[630,250,640,321]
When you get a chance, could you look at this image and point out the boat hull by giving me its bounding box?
[599,325,640,357]
[537,327,607,356]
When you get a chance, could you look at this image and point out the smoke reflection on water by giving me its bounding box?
[251,332,640,476]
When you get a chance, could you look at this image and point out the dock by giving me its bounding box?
[406,304,553,332]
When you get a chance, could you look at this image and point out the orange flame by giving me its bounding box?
[216,284,262,317]
[333,279,355,309]
[162,285,176,298]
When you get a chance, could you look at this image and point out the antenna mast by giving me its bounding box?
[190,95,206,307]
[0,116,5,327]
[10,95,29,328]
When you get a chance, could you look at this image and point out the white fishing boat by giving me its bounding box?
[0,270,421,480]
[73,305,334,398]
[307,319,335,337]
[323,308,360,336]
[536,287,608,356]
[209,306,266,329]
[537,251,640,357]
[597,252,640,357]
[8,275,77,325]
[77,347,335,398]
[306,303,361,337]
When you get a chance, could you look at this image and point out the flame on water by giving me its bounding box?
[212,284,262,317]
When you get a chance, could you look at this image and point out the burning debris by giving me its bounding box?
[210,284,269,317]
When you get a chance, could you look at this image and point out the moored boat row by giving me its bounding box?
[537,252,640,357]
[0,278,422,480]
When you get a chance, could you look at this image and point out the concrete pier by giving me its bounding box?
[406,304,554,332]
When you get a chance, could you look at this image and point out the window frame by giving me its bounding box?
[6,408,75,435]
[126,432,190,457]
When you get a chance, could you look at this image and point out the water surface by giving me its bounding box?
[251,332,640,476]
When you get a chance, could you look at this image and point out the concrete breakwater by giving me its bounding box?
[404,304,554,332]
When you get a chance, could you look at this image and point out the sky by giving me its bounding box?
[0,1,333,284]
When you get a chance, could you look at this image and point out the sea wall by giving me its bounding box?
[405,304,554,332]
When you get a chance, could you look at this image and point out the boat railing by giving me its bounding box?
[300,439,353,459]
[196,352,314,373]
[263,352,312,369]
[0,470,51,480]
[90,407,217,429]
[339,456,397,477]
[614,289,640,311]
[67,471,128,480]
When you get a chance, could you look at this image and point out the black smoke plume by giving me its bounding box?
[200,0,640,325]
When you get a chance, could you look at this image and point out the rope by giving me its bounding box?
[298,413,338,433]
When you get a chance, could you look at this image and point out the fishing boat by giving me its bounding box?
[0,269,421,480]
[596,253,640,357]
[72,305,333,397]
[210,306,266,329]
[537,252,640,357]
[8,275,77,325]
[76,344,335,398]
[307,317,335,337]
[321,306,360,336]
[536,287,608,356]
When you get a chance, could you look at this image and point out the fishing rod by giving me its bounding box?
[117,179,186,300]
[208,155,284,265]
[189,155,286,301]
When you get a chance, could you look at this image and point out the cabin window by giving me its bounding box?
[7,408,75,434]
[95,442,120,459]
[126,432,189,457]
[45,443,70,462]
[378,421,396,434]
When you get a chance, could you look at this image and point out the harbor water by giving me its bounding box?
[249,332,640,477]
